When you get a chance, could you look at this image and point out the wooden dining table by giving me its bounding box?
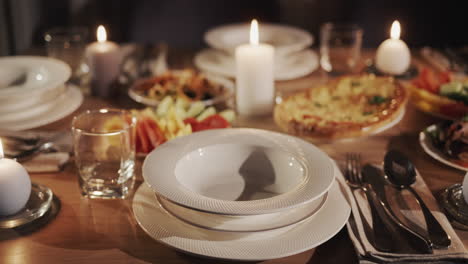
[0,48,467,264]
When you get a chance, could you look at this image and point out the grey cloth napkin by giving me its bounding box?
[335,162,468,263]
[1,130,72,173]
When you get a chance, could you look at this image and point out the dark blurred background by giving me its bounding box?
[0,0,466,55]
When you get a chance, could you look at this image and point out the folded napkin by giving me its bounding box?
[335,162,468,263]
[22,152,70,173]
[1,130,72,173]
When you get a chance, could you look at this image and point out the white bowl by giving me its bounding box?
[143,128,335,215]
[204,23,313,57]
[0,56,71,98]
[158,191,327,232]
[175,144,306,201]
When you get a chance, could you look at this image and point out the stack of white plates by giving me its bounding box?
[135,128,350,260]
[194,23,319,81]
[0,56,83,131]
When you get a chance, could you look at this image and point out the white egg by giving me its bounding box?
[0,158,31,216]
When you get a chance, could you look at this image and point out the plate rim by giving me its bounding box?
[143,128,335,215]
[132,179,350,261]
[419,124,468,172]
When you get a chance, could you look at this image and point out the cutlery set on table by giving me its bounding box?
[342,150,468,263]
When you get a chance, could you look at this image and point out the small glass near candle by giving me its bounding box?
[320,23,363,75]
[44,27,89,84]
[72,109,136,199]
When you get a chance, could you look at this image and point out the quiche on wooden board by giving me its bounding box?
[274,75,408,139]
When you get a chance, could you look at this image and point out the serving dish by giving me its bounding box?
[0,56,70,97]
[408,67,468,119]
[128,70,234,107]
[133,179,350,261]
[420,123,468,171]
[143,128,335,215]
[204,23,313,57]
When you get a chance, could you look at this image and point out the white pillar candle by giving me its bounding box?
[235,19,275,116]
[86,25,122,97]
[0,140,31,216]
[375,21,411,75]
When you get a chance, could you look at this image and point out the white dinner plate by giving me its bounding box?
[194,48,319,81]
[0,84,66,114]
[133,179,350,261]
[143,128,335,215]
[204,23,313,56]
[0,56,70,97]
[419,125,468,171]
[0,85,83,131]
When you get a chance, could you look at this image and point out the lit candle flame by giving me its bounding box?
[390,20,401,40]
[250,19,259,45]
[0,139,4,159]
[97,25,107,43]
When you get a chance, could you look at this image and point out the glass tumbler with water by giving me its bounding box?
[320,23,363,75]
[72,109,136,199]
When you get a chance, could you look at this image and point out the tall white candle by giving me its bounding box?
[86,25,121,97]
[0,140,31,216]
[375,21,411,75]
[235,19,275,116]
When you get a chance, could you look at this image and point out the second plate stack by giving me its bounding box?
[194,23,319,81]
[0,56,83,131]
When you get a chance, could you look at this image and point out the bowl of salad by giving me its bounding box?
[408,67,468,119]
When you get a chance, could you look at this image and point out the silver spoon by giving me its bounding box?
[384,150,451,249]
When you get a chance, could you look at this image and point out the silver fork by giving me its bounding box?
[345,153,394,252]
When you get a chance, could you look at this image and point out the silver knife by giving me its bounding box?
[362,164,433,254]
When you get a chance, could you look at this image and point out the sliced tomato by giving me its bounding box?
[199,114,230,129]
[440,103,468,119]
[184,115,230,132]
[135,121,150,153]
[140,118,166,150]
[438,71,452,84]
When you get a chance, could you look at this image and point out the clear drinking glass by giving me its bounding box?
[320,23,363,75]
[44,27,89,82]
[72,109,137,199]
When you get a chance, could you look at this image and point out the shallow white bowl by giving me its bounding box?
[0,56,70,98]
[204,23,313,57]
[143,128,335,215]
[158,191,327,232]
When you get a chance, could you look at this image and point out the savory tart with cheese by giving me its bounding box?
[274,75,408,139]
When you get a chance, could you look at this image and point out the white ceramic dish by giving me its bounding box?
[194,48,319,81]
[0,84,66,113]
[143,128,335,215]
[158,191,327,232]
[128,72,234,107]
[133,178,350,261]
[204,23,313,57]
[0,56,70,97]
[419,125,468,171]
[0,85,83,131]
